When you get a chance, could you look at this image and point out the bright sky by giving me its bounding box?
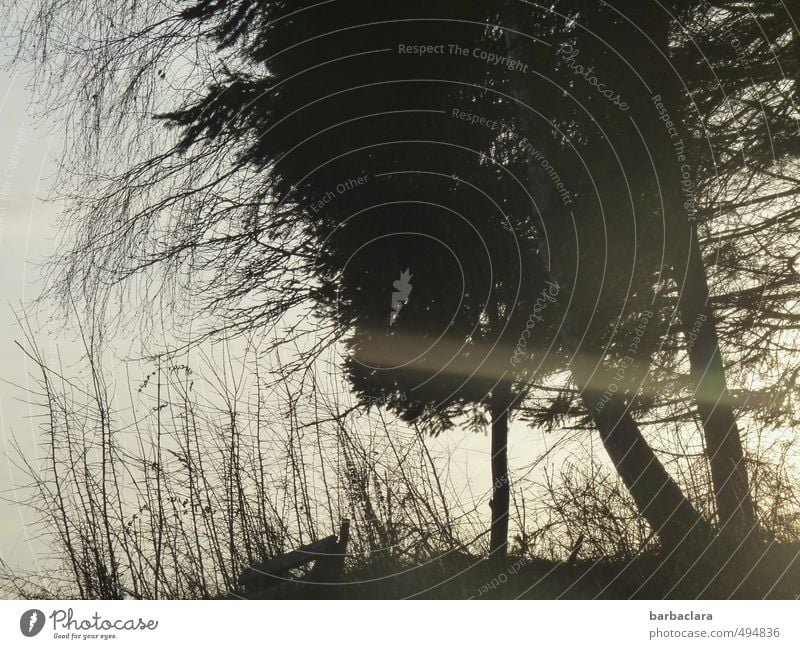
[0,64,508,581]
[0,65,63,573]
[0,58,666,585]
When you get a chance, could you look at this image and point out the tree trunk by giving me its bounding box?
[571,361,713,551]
[632,3,758,540]
[502,4,711,551]
[489,389,511,564]
[672,233,757,539]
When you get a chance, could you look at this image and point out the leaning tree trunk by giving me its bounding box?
[635,3,757,541]
[502,2,712,551]
[672,233,757,539]
[489,387,512,564]
[571,359,713,551]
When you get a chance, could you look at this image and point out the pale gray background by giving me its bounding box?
[0,64,62,572]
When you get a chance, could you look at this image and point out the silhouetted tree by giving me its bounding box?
[10,0,800,573]
[159,0,717,553]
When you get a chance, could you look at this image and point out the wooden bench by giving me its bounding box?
[238,519,350,597]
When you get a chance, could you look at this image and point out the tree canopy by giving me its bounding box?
[7,0,800,588]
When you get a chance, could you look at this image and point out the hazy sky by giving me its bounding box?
[0,64,63,572]
[0,53,577,583]
[0,67,517,571]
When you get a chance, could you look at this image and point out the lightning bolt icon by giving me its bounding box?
[28,611,38,632]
